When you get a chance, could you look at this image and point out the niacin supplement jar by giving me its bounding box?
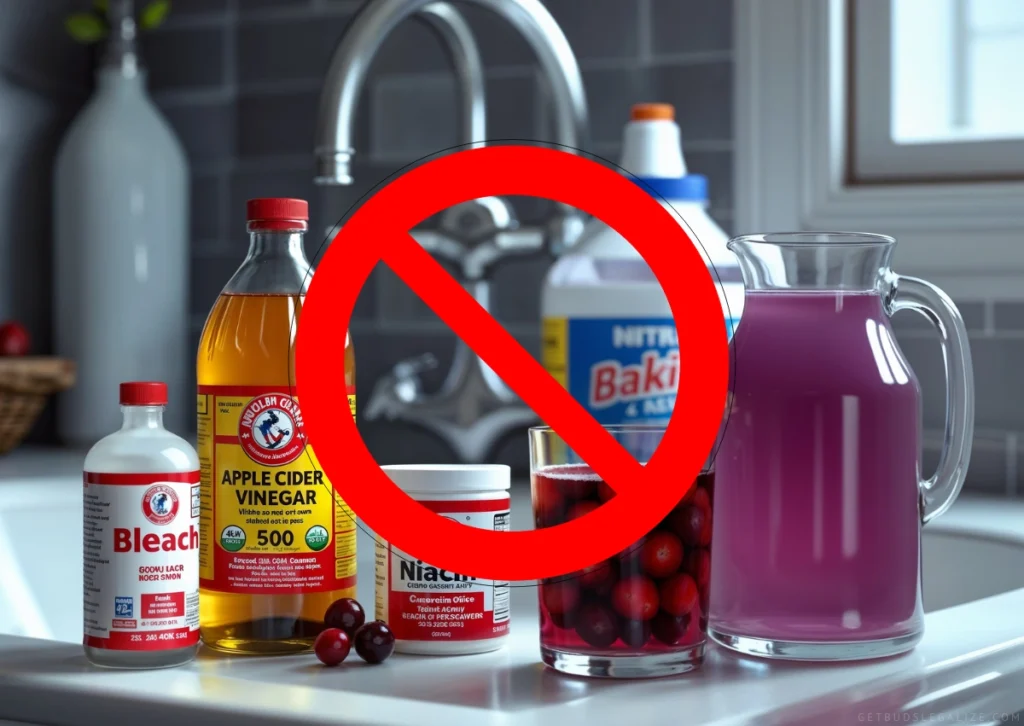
[375,464,511,655]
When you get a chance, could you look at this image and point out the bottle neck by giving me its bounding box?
[245,230,308,263]
[122,405,165,430]
[222,226,313,296]
[101,0,142,78]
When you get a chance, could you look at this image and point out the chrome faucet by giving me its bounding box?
[314,0,590,463]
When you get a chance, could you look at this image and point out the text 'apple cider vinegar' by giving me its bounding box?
[196,198,357,654]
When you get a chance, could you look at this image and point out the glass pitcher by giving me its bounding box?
[708,232,974,661]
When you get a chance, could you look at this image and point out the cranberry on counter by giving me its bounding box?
[314,628,351,666]
[354,621,396,664]
[317,598,394,667]
[324,597,366,638]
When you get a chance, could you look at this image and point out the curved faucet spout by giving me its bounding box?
[315,1,486,185]
[314,0,589,187]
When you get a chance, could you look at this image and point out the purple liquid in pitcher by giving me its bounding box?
[710,291,924,643]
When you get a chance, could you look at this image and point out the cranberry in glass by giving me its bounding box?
[549,609,579,630]
[575,603,619,648]
[313,628,351,666]
[578,558,616,591]
[669,504,706,547]
[685,548,711,591]
[597,481,616,502]
[640,531,684,578]
[651,612,691,646]
[611,576,660,621]
[659,573,699,617]
[699,514,713,547]
[619,618,652,649]
[617,537,647,578]
[690,486,711,513]
[542,579,581,617]
[323,597,365,637]
[354,621,395,664]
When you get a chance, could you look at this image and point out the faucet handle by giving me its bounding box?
[393,353,439,379]
[410,197,547,280]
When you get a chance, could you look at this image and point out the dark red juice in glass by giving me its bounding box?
[532,463,713,672]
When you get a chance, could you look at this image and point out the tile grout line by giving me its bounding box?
[637,0,654,64]
[220,0,241,253]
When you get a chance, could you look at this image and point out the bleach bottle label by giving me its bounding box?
[541,316,737,425]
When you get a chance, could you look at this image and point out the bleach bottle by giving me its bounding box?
[540,103,742,425]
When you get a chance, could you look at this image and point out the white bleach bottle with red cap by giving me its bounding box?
[541,103,742,427]
[82,381,200,669]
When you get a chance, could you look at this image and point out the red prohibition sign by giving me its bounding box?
[295,144,729,582]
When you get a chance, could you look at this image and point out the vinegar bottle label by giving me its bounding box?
[83,471,201,651]
[195,385,357,594]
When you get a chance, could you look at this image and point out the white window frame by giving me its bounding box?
[853,0,1024,180]
[734,0,1024,299]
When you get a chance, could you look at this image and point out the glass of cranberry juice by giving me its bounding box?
[529,425,713,679]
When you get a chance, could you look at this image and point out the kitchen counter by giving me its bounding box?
[1,448,1024,725]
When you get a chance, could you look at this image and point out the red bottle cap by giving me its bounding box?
[246,198,309,231]
[120,382,168,406]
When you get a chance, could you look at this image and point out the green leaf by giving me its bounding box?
[64,13,108,43]
[93,0,109,15]
[140,0,171,30]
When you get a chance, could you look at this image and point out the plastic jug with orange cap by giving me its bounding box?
[540,103,742,427]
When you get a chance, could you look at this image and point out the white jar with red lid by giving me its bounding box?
[375,464,511,655]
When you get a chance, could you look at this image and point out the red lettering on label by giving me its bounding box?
[588,350,680,409]
[113,525,200,553]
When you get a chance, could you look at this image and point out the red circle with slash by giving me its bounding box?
[295,145,729,582]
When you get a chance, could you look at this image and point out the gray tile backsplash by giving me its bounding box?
[993,302,1024,331]
[162,101,237,163]
[651,0,733,56]
[4,0,1022,495]
[142,27,227,90]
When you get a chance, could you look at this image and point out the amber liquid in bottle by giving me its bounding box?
[197,204,356,654]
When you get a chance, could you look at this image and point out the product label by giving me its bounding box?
[83,471,200,651]
[375,500,511,642]
[542,316,737,425]
[196,385,357,595]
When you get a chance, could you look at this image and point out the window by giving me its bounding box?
[735,0,1024,290]
[852,0,1024,181]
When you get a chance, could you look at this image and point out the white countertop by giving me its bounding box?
[1,448,1024,726]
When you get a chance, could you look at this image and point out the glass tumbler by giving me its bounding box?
[529,425,713,679]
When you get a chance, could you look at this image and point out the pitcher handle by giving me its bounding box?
[886,275,975,524]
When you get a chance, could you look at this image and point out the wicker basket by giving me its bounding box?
[0,357,76,455]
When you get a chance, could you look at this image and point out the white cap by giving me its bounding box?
[382,464,511,494]
[620,103,687,179]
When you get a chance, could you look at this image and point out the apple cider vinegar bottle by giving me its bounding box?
[196,198,357,654]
